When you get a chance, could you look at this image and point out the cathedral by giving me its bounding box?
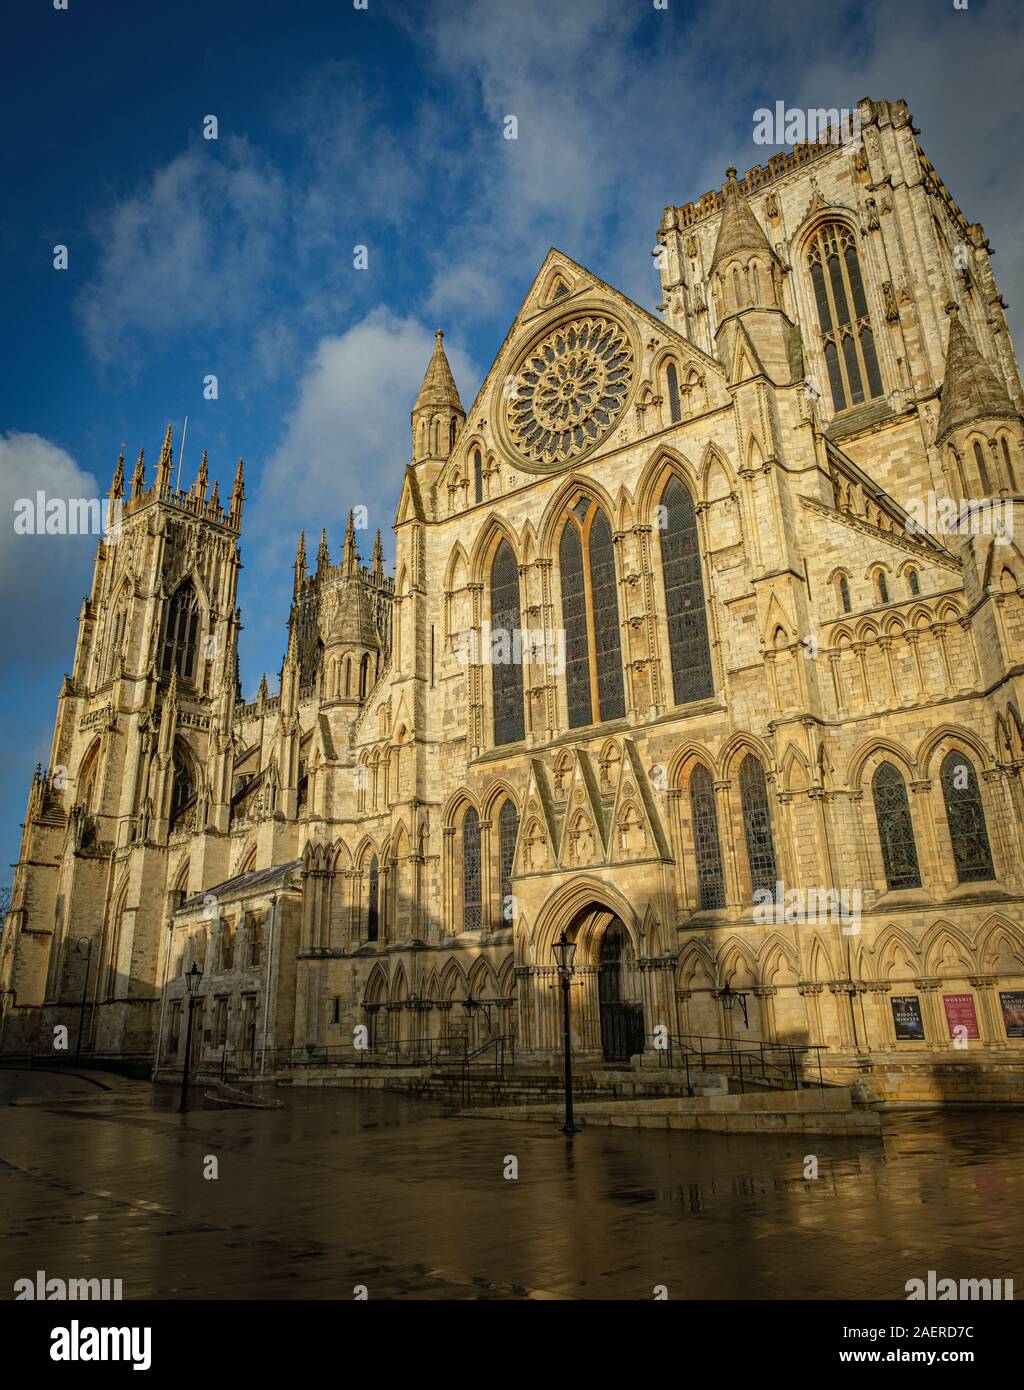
[3,97,1024,1103]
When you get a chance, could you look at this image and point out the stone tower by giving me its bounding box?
[0,428,245,1057]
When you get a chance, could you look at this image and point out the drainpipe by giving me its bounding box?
[260,893,277,1075]
[152,917,173,1081]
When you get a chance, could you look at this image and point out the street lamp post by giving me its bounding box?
[552,930,579,1135]
[714,980,749,1029]
[74,937,92,1063]
[461,993,495,1034]
[178,961,203,1114]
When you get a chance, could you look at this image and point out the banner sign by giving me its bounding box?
[890,995,925,1041]
[942,992,980,1039]
[999,991,1024,1039]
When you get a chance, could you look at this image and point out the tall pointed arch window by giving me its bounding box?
[472,448,483,505]
[807,221,884,412]
[366,854,379,941]
[161,581,199,681]
[973,441,991,495]
[872,762,922,890]
[1000,436,1018,492]
[659,476,713,704]
[666,362,682,423]
[739,755,778,898]
[170,743,196,828]
[491,540,525,745]
[839,574,852,613]
[498,799,519,925]
[907,568,920,597]
[690,764,725,910]
[559,499,625,728]
[940,751,995,883]
[104,593,129,681]
[462,806,482,932]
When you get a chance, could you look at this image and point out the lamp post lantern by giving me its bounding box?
[552,930,579,1135]
[714,980,749,1029]
[178,961,204,1114]
[461,993,494,1033]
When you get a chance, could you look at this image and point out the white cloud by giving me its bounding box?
[236,309,479,687]
[74,137,287,369]
[0,432,100,675]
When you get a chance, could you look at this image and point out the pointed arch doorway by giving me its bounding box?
[598,919,644,1062]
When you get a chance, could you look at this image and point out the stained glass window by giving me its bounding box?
[366,855,379,940]
[872,762,922,890]
[876,571,889,604]
[161,581,199,681]
[807,222,884,412]
[491,540,525,745]
[463,807,482,932]
[907,569,920,596]
[660,477,713,704]
[839,575,852,612]
[473,448,483,505]
[940,752,995,883]
[739,755,778,898]
[560,502,625,728]
[589,510,625,721]
[560,517,592,728]
[498,799,518,925]
[690,764,725,909]
[666,362,682,423]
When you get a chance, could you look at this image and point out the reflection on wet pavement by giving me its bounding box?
[1,1068,1021,1300]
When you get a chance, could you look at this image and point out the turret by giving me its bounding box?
[411,329,465,464]
[937,302,1023,498]
[709,168,795,385]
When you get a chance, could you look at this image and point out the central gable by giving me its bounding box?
[437,249,724,498]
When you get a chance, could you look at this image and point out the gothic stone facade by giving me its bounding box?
[3,98,1024,1100]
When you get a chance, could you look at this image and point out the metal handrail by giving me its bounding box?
[648,1031,827,1092]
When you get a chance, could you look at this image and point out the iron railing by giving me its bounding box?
[217,1034,517,1090]
[648,1031,827,1093]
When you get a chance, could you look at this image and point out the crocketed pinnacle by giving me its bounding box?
[711,167,774,269]
[109,452,124,500]
[936,302,1018,443]
[413,329,464,415]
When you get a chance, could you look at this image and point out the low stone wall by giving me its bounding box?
[466,1087,881,1135]
[821,1054,1024,1105]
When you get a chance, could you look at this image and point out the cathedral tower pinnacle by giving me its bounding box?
[411,328,465,464]
[937,302,1021,497]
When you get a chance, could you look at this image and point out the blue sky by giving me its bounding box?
[1,0,1022,878]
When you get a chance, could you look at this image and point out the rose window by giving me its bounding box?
[506,316,634,466]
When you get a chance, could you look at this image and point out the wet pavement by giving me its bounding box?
[1,1066,1021,1300]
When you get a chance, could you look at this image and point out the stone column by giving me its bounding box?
[798,982,824,1046]
[968,974,1006,1050]
[914,979,947,1049]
